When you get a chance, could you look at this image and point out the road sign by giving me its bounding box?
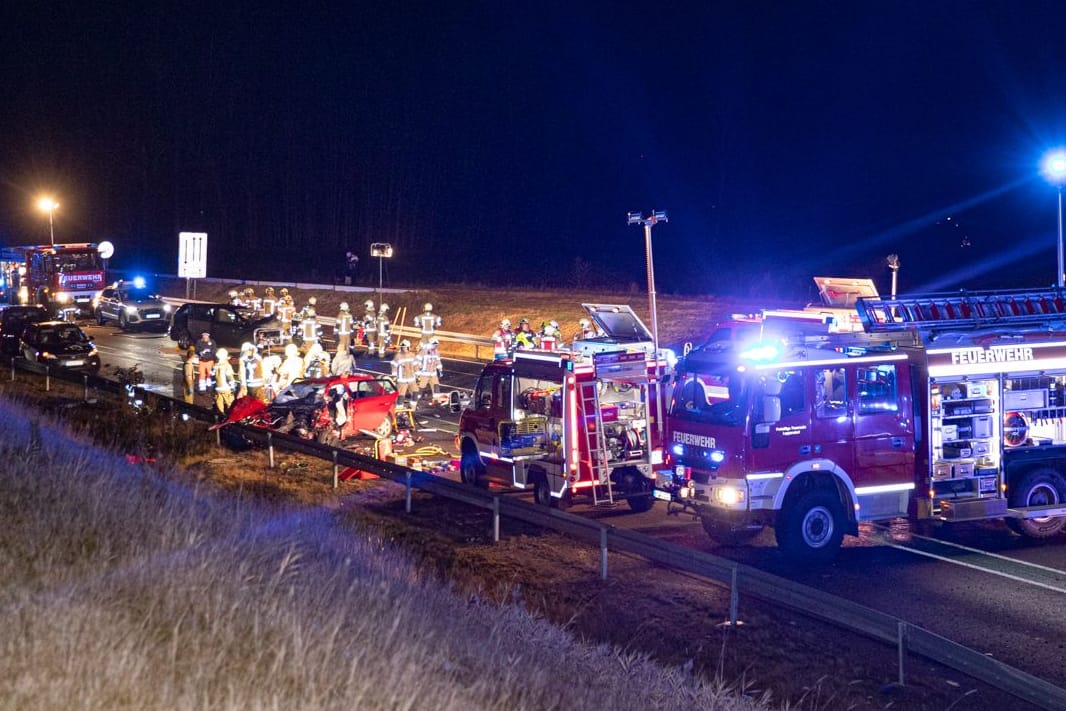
[178,232,208,278]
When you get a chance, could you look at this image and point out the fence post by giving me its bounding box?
[897,621,907,686]
[10,357,14,381]
[45,366,50,392]
[332,449,339,489]
[267,431,275,469]
[215,415,221,448]
[405,470,413,513]
[600,527,608,580]
[492,496,500,543]
[83,374,89,401]
[729,564,739,626]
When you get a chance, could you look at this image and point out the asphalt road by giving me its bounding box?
[86,322,1066,697]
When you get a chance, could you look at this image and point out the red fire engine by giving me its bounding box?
[456,304,667,511]
[658,285,1066,561]
[0,244,106,319]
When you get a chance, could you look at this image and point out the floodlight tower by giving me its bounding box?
[886,254,900,299]
[628,209,667,440]
[1041,150,1066,288]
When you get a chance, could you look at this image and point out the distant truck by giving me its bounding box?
[0,243,106,320]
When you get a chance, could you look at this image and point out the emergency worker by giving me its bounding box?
[277,294,296,343]
[262,352,282,400]
[213,348,236,413]
[196,331,217,392]
[413,302,442,339]
[300,296,318,321]
[492,319,513,359]
[335,302,354,355]
[182,345,197,404]
[513,319,537,351]
[303,342,331,379]
[575,318,599,343]
[391,340,418,409]
[362,299,378,354]
[260,286,278,317]
[237,342,265,400]
[228,289,242,307]
[539,320,559,351]
[243,287,260,313]
[375,303,391,357]
[415,338,443,404]
[330,345,354,376]
[299,307,321,347]
[277,343,305,391]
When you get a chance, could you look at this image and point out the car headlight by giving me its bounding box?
[125,306,138,315]
[40,351,56,360]
[163,304,172,313]
[715,485,744,506]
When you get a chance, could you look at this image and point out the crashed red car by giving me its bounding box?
[213,374,398,445]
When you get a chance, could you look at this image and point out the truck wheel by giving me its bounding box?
[700,515,764,546]
[460,451,485,487]
[775,489,845,562]
[177,332,191,351]
[532,473,552,507]
[1005,468,1066,539]
[616,466,655,512]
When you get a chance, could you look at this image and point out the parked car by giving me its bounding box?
[0,304,49,357]
[168,302,283,351]
[212,374,398,445]
[19,321,101,372]
[93,282,172,331]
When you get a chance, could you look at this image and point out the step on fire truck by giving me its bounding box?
[0,244,106,319]
[658,281,1066,561]
[456,304,668,511]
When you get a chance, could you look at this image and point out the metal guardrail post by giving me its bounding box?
[9,357,14,381]
[267,432,275,468]
[45,366,50,391]
[729,565,739,626]
[332,450,339,489]
[492,496,500,543]
[215,415,221,448]
[405,470,413,513]
[898,621,907,686]
[600,527,608,580]
[83,374,89,402]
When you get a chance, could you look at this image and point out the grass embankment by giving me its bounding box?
[0,398,769,711]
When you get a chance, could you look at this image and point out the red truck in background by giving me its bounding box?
[0,243,106,319]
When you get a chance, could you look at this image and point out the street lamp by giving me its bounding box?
[627,209,667,441]
[370,242,393,306]
[1041,150,1066,288]
[37,197,59,246]
[886,254,900,299]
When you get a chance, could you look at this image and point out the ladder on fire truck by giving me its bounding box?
[578,381,614,505]
[855,287,1066,333]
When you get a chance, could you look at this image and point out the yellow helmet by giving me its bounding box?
[285,343,299,358]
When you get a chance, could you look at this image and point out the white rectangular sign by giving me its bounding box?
[178,232,208,278]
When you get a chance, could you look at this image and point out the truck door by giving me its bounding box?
[809,365,855,474]
[853,363,914,486]
[468,369,514,482]
[749,369,812,474]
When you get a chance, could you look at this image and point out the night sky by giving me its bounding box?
[5,2,1066,300]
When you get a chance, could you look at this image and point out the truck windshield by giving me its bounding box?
[55,253,102,271]
[671,367,748,426]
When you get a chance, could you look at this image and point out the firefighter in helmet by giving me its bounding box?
[277,343,305,391]
[277,293,296,344]
[413,302,441,339]
[261,286,278,317]
[391,339,418,409]
[492,318,513,359]
[513,318,537,351]
[181,344,197,404]
[299,306,322,347]
[362,298,378,355]
[237,342,265,400]
[335,301,354,355]
[303,342,331,379]
[575,317,599,343]
[212,348,236,414]
[228,289,242,307]
[300,295,318,321]
[416,337,443,404]
[196,331,217,392]
[375,303,391,357]
[539,320,559,351]
[243,287,259,313]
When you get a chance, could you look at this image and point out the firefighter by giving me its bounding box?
[212,348,236,414]
[575,318,599,343]
[335,301,354,355]
[492,318,513,359]
[362,299,378,355]
[276,343,305,391]
[330,343,354,376]
[228,289,243,307]
[277,293,296,344]
[181,345,197,404]
[539,320,559,351]
[413,302,441,339]
[299,306,321,347]
[375,303,391,357]
[260,286,278,318]
[196,331,217,392]
[237,342,265,400]
[243,287,260,313]
[513,318,537,351]
[391,339,418,409]
[300,295,318,320]
[261,351,282,401]
[415,337,443,404]
[303,342,331,378]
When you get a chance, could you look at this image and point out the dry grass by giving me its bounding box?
[0,399,772,711]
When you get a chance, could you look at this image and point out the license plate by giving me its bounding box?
[64,360,84,367]
[145,314,160,319]
[653,489,672,502]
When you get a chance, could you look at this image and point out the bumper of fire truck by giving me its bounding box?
[656,466,783,515]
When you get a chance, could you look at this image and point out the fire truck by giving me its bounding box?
[0,244,106,319]
[657,284,1066,561]
[456,304,667,511]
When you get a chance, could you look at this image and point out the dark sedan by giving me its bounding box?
[168,302,283,351]
[20,321,101,372]
[0,304,49,357]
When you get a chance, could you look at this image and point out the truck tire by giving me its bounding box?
[532,471,552,507]
[775,489,845,562]
[1005,468,1066,539]
[616,466,655,512]
[700,514,764,546]
[460,451,485,487]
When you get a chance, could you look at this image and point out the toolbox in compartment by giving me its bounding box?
[1003,389,1048,410]
[941,424,958,441]
[953,460,974,478]
[943,440,973,458]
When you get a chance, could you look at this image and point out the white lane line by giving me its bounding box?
[887,543,1066,595]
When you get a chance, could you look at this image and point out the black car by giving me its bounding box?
[19,321,101,372]
[168,302,283,351]
[0,304,49,357]
[93,282,172,331]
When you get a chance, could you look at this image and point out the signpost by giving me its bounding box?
[97,240,115,281]
[178,232,208,299]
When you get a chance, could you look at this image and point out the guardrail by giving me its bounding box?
[9,357,1066,710]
